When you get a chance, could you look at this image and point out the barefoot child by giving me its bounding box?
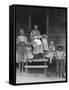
[16,28,28,72]
[45,41,55,63]
[55,46,66,78]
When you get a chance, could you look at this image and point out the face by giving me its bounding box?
[58,47,63,51]
[50,41,54,46]
[34,25,38,30]
[59,48,62,51]
[20,29,24,35]
[43,36,46,39]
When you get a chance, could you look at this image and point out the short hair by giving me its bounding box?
[57,46,64,51]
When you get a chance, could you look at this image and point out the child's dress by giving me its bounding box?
[26,45,34,60]
[42,35,49,51]
[16,35,28,63]
[31,36,44,55]
[45,45,55,63]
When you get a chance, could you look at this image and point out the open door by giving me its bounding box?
[30,7,46,35]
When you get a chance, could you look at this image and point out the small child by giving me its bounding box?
[26,42,34,62]
[49,41,55,51]
[16,28,28,72]
[55,46,66,78]
[45,41,55,63]
[31,34,44,59]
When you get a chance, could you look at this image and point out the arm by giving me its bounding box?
[16,36,19,45]
[63,52,66,63]
[24,36,27,45]
[54,51,57,59]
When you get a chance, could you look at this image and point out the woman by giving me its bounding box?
[30,25,44,58]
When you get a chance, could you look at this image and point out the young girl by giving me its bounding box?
[16,28,28,72]
[45,41,55,63]
[26,42,34,62]
[55,46,66,78]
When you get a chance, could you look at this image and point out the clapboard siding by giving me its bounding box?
[48,27,66,50]
[47,8,66,51]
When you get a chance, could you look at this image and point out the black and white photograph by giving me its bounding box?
[9,5,67,85]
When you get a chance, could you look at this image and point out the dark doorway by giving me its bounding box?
[31,8,46,34]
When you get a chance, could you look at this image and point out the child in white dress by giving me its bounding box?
[45,41,55,63]
[32,35,43,55]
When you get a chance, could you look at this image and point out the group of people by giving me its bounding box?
[16,25,66,78]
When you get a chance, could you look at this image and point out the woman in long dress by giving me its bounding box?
[30,25,44,58]
[16,29,28,72]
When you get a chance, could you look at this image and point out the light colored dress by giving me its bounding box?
[31,36,43,55]
[30,30,43,55]
[16,35,28,63]
[45,45,55,63]
[26,46,34,60]
[42,36,48,51]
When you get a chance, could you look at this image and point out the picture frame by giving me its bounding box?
[9,4,67,85]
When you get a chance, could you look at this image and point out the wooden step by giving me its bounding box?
[24,65,48,68]
[26,59,48,62]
